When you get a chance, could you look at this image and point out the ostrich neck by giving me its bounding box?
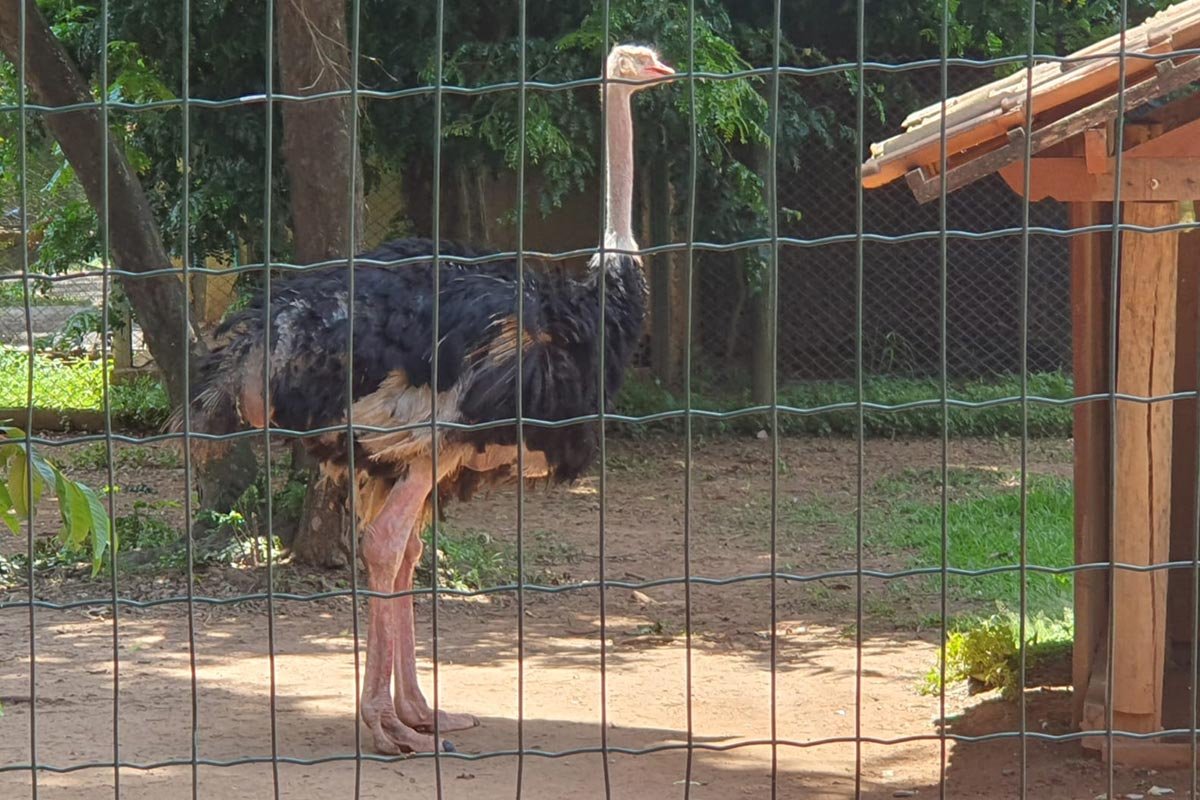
[603,85,636,253]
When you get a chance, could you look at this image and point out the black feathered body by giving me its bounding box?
[185,237,646,507]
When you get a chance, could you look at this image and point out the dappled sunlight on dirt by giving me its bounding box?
[4,435,1167,798]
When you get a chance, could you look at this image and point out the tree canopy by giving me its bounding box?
[0,0,1173,321]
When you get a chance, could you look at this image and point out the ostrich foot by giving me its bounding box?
[363,701,452,754]
[398,702,481,734]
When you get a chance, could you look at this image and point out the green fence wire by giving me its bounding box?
[4,1,1200,799]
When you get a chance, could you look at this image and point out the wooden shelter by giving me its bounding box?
[861,0,1200,766]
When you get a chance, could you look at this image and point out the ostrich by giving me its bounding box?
[177,43,674,754]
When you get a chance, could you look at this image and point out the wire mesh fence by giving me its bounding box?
[3,0,1200,797]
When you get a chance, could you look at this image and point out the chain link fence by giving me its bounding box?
[695,64,1072,384]
[3,64,1073,415]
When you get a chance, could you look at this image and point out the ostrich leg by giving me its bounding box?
[393,530,481,732]
[360,469,448,754]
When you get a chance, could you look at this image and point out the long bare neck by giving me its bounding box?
[603,84,636,254]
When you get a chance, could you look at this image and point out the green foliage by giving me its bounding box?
[115,498,180,550]
[69,441,180,470]
[0,280,82,306]
[0,345,108,409]
[923,611,1073,698]
[109,375,171,430]
[0,423,112,574]
[927,0,1172,62]
[0,347,170,428]
[194,461,308,564]
[36,305,125,352]
[420,526,516,593]
[615,370,1075,438]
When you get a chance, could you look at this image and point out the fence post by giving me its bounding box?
[1110,200,1179,735]
[113,307,133,374]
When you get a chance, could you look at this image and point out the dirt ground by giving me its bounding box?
[0,434,1190,799]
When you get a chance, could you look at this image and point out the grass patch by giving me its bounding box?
[0,346,171,429]
[0,346,106,409]
[115,499,182,550]
[421,527,515,592]
[69,441,181,471]
[109,376,171,430]
[4,347,1069,441]
[418,526,586,592]
[874,471,1074,619]
[865,468,1075,696]
[615,371,1074,438]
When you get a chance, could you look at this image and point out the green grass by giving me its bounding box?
[0,346,107,409]
[2,345,1071,440]
[616,371,1075,438]
[864,467,1075,696]
[418,525,586,592]
[0,346,171,428]
[874,470,1074,620]
[775,466,1077,695]
[69,441,181,470]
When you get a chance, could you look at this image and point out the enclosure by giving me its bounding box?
[3,0,1200,798]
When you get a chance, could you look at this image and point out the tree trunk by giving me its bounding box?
[751,145,776,406]
[277,0,364,260]
[0,0,257,514]
[648,149,684,389]
[289,443,350,567]
[276,0,364,567]
[751,281,776,404]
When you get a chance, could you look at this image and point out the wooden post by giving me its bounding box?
[1169,228,1200,660]
[1071,201,1112,727]
[1111,200,1179,733]
[112,309,133,371]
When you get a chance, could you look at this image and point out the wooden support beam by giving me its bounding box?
[1168,229,1200,662]
[1071,201,1112,729]
[1125,117,1200,159]
[1000,157,1200,202]
[1111,201,1179,734]
[1084,128,1109,174]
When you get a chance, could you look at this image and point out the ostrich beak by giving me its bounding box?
[646,59,675,79]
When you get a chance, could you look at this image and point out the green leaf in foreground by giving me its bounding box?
[80,483,113,575]
[0,425,114,575]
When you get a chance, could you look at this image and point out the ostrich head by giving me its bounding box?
[606,44,675,89]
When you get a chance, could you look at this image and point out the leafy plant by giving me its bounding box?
[420,526,516,593]
[110,376,171,430]
[115,498,180,550]
[0,423,112,574]
[923,611,1073,698]
[0,345,109,409]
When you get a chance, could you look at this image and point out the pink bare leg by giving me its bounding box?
[360,470,449,754]
[393,532,480,733]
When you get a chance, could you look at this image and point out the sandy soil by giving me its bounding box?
[0,435,1187,799]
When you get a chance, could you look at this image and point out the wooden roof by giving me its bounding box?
[860,0,1200,201]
